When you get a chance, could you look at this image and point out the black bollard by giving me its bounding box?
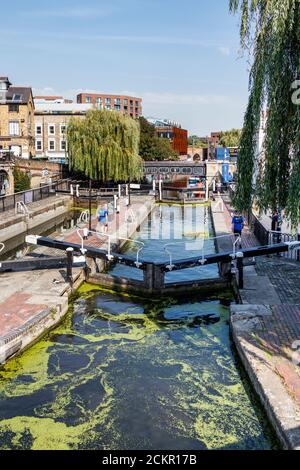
[236,253,244,289]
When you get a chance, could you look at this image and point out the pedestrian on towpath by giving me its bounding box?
[97,204,109,233]
[232,210,244,248]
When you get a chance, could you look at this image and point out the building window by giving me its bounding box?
[36,139,43,151]
[105,98,111,105]
[48,139,55,151]
[36,125,42,135]
[60,124,66,135]
[105,105,111,110]
[124,99,128,106]
[13,94,23,101]
[60,140,66,151]
[114,98,121,105]
[135,101,139,107]
[48,124,55,135]
[114,105,121,111]
[9,121,20,136]
[9,104,19,112]
[86,96,91,103]
[96,97,102,104]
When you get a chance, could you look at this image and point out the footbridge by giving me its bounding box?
[15,234,300,297]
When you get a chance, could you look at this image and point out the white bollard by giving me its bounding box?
[114,195,118,211]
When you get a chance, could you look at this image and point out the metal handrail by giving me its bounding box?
[76,228,145,267]
[164,233,241,271]
[0,242,4,254]
[78,210,90,225]
[15,201,29,215]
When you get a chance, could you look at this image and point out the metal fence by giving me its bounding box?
[0,179,71,212]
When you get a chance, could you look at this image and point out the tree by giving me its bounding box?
[13,167,31,192]
[230,0,300,227]
[139,117,179,161]
[188,135,207,148]
[67,109,143,182]
[219,129,241,148]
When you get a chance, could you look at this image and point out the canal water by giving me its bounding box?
[0,205,278,450]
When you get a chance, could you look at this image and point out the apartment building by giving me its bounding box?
[77,93,142,119]
[147,118,188,156]
[0,77,35,158]
[34,101,93,162]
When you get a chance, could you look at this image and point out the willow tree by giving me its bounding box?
[230,0,300,226]
[67,109,143,182]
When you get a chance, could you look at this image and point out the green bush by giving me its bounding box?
[13,167,31,193]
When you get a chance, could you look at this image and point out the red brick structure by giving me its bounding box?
[156,125,188,155]
[76,93,142,119]
[147,118,188,156]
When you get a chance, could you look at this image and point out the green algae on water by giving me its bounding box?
[0,290,278,450]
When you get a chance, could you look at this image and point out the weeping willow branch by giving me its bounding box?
[230,0,300,226]
[67,109,143,182]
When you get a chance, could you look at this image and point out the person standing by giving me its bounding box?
[97,204,109,233]
[232,210,244,247]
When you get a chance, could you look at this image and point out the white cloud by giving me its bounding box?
[1,28,232,54]
[218,46,231,56]
[20,7,115,19]
[139,92,231,106]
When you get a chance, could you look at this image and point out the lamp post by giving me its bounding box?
[89,178,92,232]
[128,178,131,206]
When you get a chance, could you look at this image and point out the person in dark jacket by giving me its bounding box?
[232,210,244,247]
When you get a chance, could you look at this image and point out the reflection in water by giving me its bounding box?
[0,286,277,450]
[111,205,219,282]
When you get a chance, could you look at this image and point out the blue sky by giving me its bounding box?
[1,0,250,135]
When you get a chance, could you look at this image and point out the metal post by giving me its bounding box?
[158,179,162,202]
[128,180,131,206]
[114,195,118,211]
[66,247,74,283]
[89,179,92,232]
[236,252,244,289]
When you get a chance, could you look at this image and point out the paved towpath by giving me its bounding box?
[219,193,300,449]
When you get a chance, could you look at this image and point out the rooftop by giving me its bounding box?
[35,102,94,114]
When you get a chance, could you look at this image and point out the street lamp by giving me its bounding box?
[89,178,92,232]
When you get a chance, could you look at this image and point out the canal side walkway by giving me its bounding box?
[216,194,300,449]
[0,194,72,243]
[0,196,155,365]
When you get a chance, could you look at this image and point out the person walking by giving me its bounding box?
[97,204,109,233]
[232,210,244,248]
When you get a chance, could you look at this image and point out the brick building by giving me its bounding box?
[76,93,142,119]
[34,102,93,162]
[0,77,35,158]
[147,118,188,156]
[207,131,222,159]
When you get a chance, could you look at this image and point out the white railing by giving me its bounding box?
[76,228,145,267]
[0,242,4,254]
[164,234,242,271]
[268,231,300,260]
[15,201,29,215]
[78,210,90,225]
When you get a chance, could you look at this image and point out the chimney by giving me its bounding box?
[0,77,12,91]
[0,77,12,102]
